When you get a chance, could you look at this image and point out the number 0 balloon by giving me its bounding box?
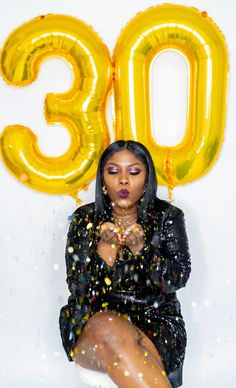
[0,14,112,201]
[113,4,229,190]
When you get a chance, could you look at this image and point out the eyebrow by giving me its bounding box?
[106,163,143,167]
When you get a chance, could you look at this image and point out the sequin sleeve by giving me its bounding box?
[59,207,93,361]
[65,209,92,301]
[148,206,191,293]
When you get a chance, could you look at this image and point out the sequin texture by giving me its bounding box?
[59,197,191,388]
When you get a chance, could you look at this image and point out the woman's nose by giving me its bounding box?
[119,175,129,185]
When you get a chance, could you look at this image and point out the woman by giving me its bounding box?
[59,140,191,387]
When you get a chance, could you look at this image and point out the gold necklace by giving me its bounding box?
[112,212,137,262]
[112,212,137,231]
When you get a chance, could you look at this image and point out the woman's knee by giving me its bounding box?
[86,309,139,346]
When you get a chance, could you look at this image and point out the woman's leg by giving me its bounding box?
[72,310,171,387]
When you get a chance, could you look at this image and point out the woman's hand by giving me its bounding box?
[99,222,123,246]
[121,223,145,254]
[99,221,145,255]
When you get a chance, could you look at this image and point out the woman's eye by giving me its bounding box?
[106,169,141,175]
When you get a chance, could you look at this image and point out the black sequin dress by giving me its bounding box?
[59,197,191,388]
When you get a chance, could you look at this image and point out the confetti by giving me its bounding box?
[104,277,112,286]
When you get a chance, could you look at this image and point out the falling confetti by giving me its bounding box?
[104,277,112,285]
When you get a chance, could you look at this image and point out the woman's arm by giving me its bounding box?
[64,207,94,305]
[132,205,191,294]
[59,207,94,360]
[148,206,191,293]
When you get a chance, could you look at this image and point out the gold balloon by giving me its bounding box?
[113,4,229,189]
[0,14,112,201]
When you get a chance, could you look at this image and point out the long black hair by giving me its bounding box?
[94,140,158,226]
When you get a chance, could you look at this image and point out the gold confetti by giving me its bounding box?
[83,313,90,321]
[86,222,93,229]
[162,370,166,376]
[104,277,111,286]
[124,370,130,376]
[138,372,143,377]
[102,302,108,308]
[67,246,74,253]
[144,351,149,357]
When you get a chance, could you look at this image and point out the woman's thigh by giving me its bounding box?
[72,309,165,372]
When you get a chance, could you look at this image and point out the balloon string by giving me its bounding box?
[165,152,174,202]
[167,186,174,203]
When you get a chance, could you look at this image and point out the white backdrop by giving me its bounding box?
[0,0,235,387]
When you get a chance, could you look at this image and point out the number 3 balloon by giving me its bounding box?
[0,14,112,202]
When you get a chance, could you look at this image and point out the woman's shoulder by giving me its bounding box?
[76,201,95,213]
[69,201,95,222]
[153,197,184,218]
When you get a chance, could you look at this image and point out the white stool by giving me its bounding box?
[77,365,118,387]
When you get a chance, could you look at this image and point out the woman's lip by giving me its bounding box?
[118,189,130,198]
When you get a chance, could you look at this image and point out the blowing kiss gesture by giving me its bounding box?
[99,221,145,256]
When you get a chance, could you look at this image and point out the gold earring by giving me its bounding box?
[102,185,108,195]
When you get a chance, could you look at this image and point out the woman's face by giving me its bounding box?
[102,149,147,213]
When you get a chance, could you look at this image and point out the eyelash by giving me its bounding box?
[107,170,141,175]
